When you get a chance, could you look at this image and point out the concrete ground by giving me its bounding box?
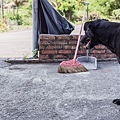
[0,60,120,120]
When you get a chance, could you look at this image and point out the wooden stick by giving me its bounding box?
[73,11,86,62]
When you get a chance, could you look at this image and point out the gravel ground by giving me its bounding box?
[0,60,120,120]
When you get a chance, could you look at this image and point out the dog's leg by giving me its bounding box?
[118,55,120,64]
[117,56,120,64]
[113,99,120,105]
[116,49,120,64]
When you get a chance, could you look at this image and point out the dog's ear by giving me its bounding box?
[84,21,94,36]
[84,21,94,31]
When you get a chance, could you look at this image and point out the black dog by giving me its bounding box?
[81,19,120,105]
[81,19,120,63]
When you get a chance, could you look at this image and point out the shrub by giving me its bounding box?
[0,19,7,32]
[112,9,120,20]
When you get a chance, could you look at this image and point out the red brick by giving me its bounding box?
[46,45,59,49]
[79,44,86,49]
[111,54,116,57]
[106,49,112,54]
[41,50,57,55]
[62,45,76,49]
[91,50,106,54]
[40,40,56,45]
[53,55,67,59]
[39,34,56,40]
[39,55,49,59]
[78,49,87,54]
[72,35,79,39]
[107,54,116,58]
[40,40,49,45]
[69,40,77,45]
[42,44,75,50]
[94,45,107,49]
[56,35,72,40]
[39,35,43,40]
[58,50,72,54]
[39,45,47,50]
[56,40,69,45]
[90,54,101,59]
[99,54,109,59]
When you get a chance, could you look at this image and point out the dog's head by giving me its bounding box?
[81,19,108,49]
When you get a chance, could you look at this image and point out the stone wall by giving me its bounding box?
[39,34,116,62]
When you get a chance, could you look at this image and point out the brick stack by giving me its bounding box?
[39,34,116,62]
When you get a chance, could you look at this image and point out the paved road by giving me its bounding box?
[0,25,81,58]
[0,29,32,58]
[0,60,120,120]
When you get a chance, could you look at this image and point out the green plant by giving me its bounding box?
[0,19,7,32]
[12,14,22,25]
[89,0,120,17]
[89,12,100,20]
[32,49,38,58]
[5,12,22,25]
[23,54,28,59]
[112,9,120,20]
[55,0,81,21]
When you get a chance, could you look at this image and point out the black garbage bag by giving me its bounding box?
[38,0,74,34]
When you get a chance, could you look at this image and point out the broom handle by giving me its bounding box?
[73,11,86,62]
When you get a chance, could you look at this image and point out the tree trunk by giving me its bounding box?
[1,0,4,18]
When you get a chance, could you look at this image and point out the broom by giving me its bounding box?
[58,12,88,73]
